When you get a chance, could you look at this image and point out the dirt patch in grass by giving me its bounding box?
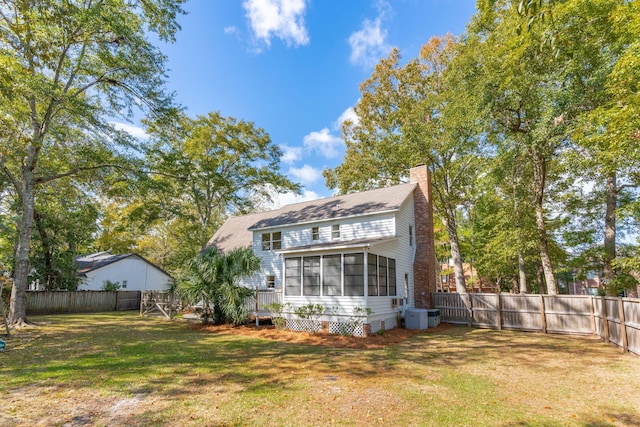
[190,321,452,349]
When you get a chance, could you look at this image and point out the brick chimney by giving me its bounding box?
[409,164,437,308]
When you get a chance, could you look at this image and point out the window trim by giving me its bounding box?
[312,226,320,241]
[261,233,271,251]
[331,224,340,240]
[262,231,282,251]
[266,274,276,289]
[272,231,282,250]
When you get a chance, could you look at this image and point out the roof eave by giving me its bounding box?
[275,236,399,255]
[249,208,401,232]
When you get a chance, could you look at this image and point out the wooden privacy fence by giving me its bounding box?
[433,293,640,356]
[26,290,141,314]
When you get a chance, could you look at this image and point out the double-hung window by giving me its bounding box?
[332,224,340,240]
[409,225,414,247]
[261,231,282,251]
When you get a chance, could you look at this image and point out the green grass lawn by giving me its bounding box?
[1,312,638,426]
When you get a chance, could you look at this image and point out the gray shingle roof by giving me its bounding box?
[208,182,416,252]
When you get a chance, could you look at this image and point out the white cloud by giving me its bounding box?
[111,122,149,140]
[336,106,359,128]
[303,127,344,159]
[224,25,239,35]
[348,17,391,68]
[280,144,303,164]
[288,164,322,185]
[243,0,309,48]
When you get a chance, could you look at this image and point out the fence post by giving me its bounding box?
[589,296,596,335]
[540,295,547,333]
[168,291,174,319]
[496,293,502,330]
[463,293,472,327]
[114,291,119,311]
[601,297,610,344]
[618,297,628,353]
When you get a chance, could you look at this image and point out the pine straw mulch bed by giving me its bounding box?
[189,321,453,349]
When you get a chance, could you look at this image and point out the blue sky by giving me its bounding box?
[120,0,477,206]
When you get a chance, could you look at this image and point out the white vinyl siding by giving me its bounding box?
[235,198,417,329]
[78,256,172,291]
[274,214,396,250]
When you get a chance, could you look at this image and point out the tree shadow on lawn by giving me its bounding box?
[2,313,634,393]
[3,313,639,427]
[386,325,619,369]
[3,313,397,395]
[3,313,622,371]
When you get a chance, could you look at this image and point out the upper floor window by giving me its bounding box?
[261,231,282,251]
[409,225,414,247]
[312,226,319,241]
[272,232,282,250]
[332,224,340,240]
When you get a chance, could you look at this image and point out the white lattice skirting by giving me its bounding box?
[328,321,364,337]
[286,319,322,334]
[285,319,365,337]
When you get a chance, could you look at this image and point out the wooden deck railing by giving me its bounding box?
[245,289,283,314]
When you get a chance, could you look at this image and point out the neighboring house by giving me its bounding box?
[75,252,173,291]
[207,165,437,335]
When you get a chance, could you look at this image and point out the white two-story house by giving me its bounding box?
[207,165,437,335]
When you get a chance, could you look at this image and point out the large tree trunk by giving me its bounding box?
[603,172,616,295]
[444,211,466,295]
[536,263,546,294]
[34,209,54,289]
[9,169,36,326]
[532,150,557,294]
[443,206,472,319]
[518,249,528,293]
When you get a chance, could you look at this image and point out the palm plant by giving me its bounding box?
[180,247,260,325]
